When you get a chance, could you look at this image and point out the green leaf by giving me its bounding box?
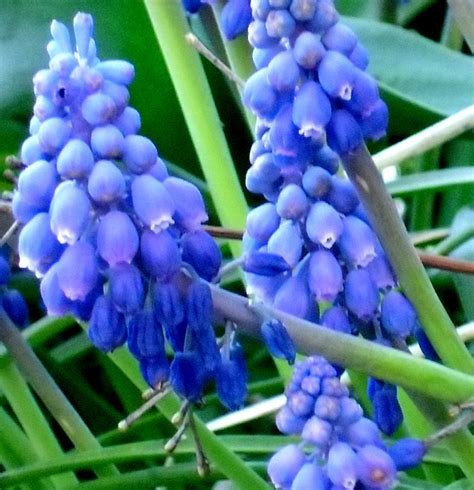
[444,480,472,490]
[345,18,474,134]
[395,474,444,490]
[386,167,474,196]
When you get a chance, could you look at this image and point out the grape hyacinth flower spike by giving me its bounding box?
[13,12,250,420]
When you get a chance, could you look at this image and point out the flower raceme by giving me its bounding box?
[13,12,250,410]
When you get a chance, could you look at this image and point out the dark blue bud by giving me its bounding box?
[249,139,267,164]
[337,396,363,426]
[3,290,29,327]
[291,463,326,490]
[312,145,340,174]
[246,152,281,194]
[308,250,343,302]
[170,352,207,402]
[265,9,296,38]
[365,255,396,291]
[349,42,369,70]
[50,182,91,245]
[140,356,170,388]
[346,69,380,116]
[293,31,326,69]
[38,117,72,155]
[148,157,169,181]
[246,203,280,242]
[88,295,127,352]
[261,319,296,364]
[181,230,222,281]
[301,415,333,447]
[56,139,94,179]
[95,60,135,85]
[344,269,379,322]
[220,0,252,40]
[269,103,306,159]
[267,220,303,268]
[322,22,358,56]
[321,306,352,334]
[18,212,63,275]
[70,280,103,322]
[308,0,339,32]
[267,444,305,489]
[357,445,396,488]
[186,282,213,331]
[245,270,286,303]
[372,384,403,436]
[0,257,10,286]
[21,136,44,166]
[359,99,389,140]
[367,376,384,402]
[123,135,158,174]
[327,176,359,214]
[216,343,248,410]
[318,51,355,100]
[252,45,285,69]
[40,263,73,316]
[342,416,382,449]
[57,242,99,301]
[306,201,343,248]
[114,106,141,136]
[109,263,144,315]
[87,160,126,203]
[274,276,311,318]
[276,405,307,434]
[381,290,417,338]
[276,184,308,219]
[140,230,181,282]
[415,324,440,362]
[267,51,300,93]
[302,166,331,198]
[338,215,377,267]
[81,93,116,126]
[182,0,203,14]
[97,211,139,267]
[132,175,175,231]
[314,394,341,421]
[388,438,426,470]
[293,81,331,140]
[73,12,94,59]
[248,19,279,48]
[287,390,315,417]
[327,109,363,155]
[128,308,165,359]
[163,177,208,231]
[327,442,358,489]
[243,68,278,118]
[17,160,57,209]
[91,124,125,159]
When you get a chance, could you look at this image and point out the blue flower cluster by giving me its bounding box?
[241,0,418,434]
[0,255,29,327]
[268,356,426,489]
[13,13,247,408]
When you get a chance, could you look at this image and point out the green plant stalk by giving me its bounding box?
[210,285,474,401]
[447,0,474,52]
[441,7,464,51]
[0,361,77,488]
[0,310,118,478]
[0,435,293,486]
[92,340,270,489]
[144,0,248,259]
[341,145,474,373]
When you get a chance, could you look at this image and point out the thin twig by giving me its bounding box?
[203,224,244,240]
[185,32,245,88]
[0,221,18,247]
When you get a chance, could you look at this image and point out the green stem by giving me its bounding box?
[0,309,118,478]
[210,285,474,402]
[433,226,474,255]
[0,361,77,488]
[446,0,474,52]
[341,145,473,374]
[379,0,398,23]
[144,0,248,259]
[441,6,464,50]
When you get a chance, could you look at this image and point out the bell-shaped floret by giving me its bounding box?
[90,124,125,159]
[308,250,343,302]
[388,438,426,470]
[220,0,252,40]
[312,145,340,174]
[0,257,10,286]
[261,319,296,364]
[50,181,91,245]
[359,99,389,141]
[88,295,127,352]
[149,157,169,181]
[269,103,307,160]
[314,394,341,422]
[95,60,135,85]
[40,263,73,316]
[290,0,318,20]
[273,276,311,318]
[81,93,116,126]
[140,356,170,388]
[276,183,308,219]
[302,166,332,198]
[56,241,99,301]
[381,290,417,338]
[301,416,333,448]
[18,212,63,275]
[267,444,305,489]
[265,9,296,38]
[357,445,396,488]
[181,230,222,281]
[37,117,72,156]
[244,250,291,277]
[246,203,280,242]
[306,201,343,248]
[341,416,382,449]
[153,281,185,330]
[372,383,403,436]
[3,290,29,327]
[327,177,359,214]
[338,215,377,267]
[34,95,62,121]
[56,139,94,179]
[163,177,208,231]
[268,220,303,268]
[322,22,358,55]
[128,308,166,359]
[267,51,300,93]
[337,397,363,426]
[293,31,326,70]
[291,462,327,490]
[18,160,57,209]
[97,211,139,266]
[73,12,93,59]
[327,442,359,490]
[318,51,355,100]
[346,69,380,116]
[276,405,307,435]
[123,135,158,174]
[88,160,126,203]
[287,390,315,418]
[114,106,141,136]
[216,343,248,410]
[132,174,175,231]
[140,229,181,282]
[365,254,396,291]
[245,152,282,194]
[109,263,144,315]
[415,325,440,362]
[252,45,285,69]
[21,135,44,165]
[248,19,279,48]
[344,269,379,322]
[170,352,208,402]
[321,305,352,334]
[327,109,363,155]
[349,42,369,70]
[243,68,278,118]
